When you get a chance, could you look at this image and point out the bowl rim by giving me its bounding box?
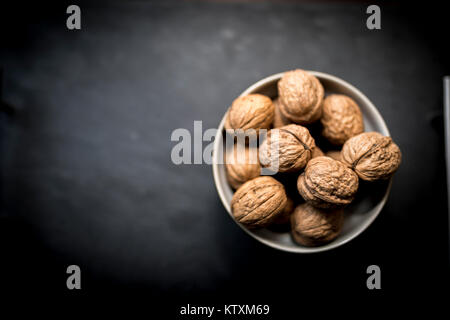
[212,71,392,253]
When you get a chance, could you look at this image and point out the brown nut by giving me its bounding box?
[272,98,292,128]
[277,69,324,124]
[297,156,359,208]
[341,132,402,181]
[231,176,287,228]
[225,94,274,132]
[311,146,324,158]
[225,144,261,189]
[259,124,315,173]
[320,94,364,145]
[325,150,342,162]
[290,203,344,246]
[271,196,295,225]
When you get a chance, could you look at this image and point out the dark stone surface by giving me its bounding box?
[0,0,449,309]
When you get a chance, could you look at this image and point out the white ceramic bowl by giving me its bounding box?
[212,71,391,253]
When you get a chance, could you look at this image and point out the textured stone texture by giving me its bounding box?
[0,0,446,296]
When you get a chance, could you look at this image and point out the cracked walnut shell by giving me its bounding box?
[259,124,315,173]
[231,176,288,228]
[297,156,359,208]
[225,94,274,132]
[225,145,261,189]
[277,69,324,124]
[291,203,344,246]
[341,132,401,181]
[321,94,364,145]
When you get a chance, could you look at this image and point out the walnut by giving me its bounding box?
[272,98,292,128]
[320,94,364,145]
[225,94,274,132]
[277,69,324,124]
[297,156,359,208]
[231,176,288,228]
[291,203,344,246]
[311,146,324,158]
[259,124,315,173]
[225,144,261,189]
[325,150,342,162]
[341,132,402,181]
[271,196,295,225]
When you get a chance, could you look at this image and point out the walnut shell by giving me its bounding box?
[259,124,315,173]
[320,94,364,145]
[325,150,342,162]
[311,146,324,158]
[225,145,261,189]
[291,203,344,246]
[297,156,359,208]
[277,69,324,124]
[271,196,295,225]
[225,94,274,132]
[341,132,402,181]
[231,176,287,228]
[272,98,292,128]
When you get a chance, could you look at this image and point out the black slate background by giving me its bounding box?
[0,0,449,313]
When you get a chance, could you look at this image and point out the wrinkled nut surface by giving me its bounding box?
[259,124,315,173]
[272,98,292,128]
[325,150,342,162]
[311,146,324,158]
[341,132,402,181]
[231,176,287,228]
[297,156,359,208]
[271,196,295,225]
[225,94,274,132]
[278,69,324,124]
[321,94,364,145]
[225,145,261,189]
[291,203,344,246]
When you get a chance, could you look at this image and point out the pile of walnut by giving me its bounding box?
[225,69,402,247]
